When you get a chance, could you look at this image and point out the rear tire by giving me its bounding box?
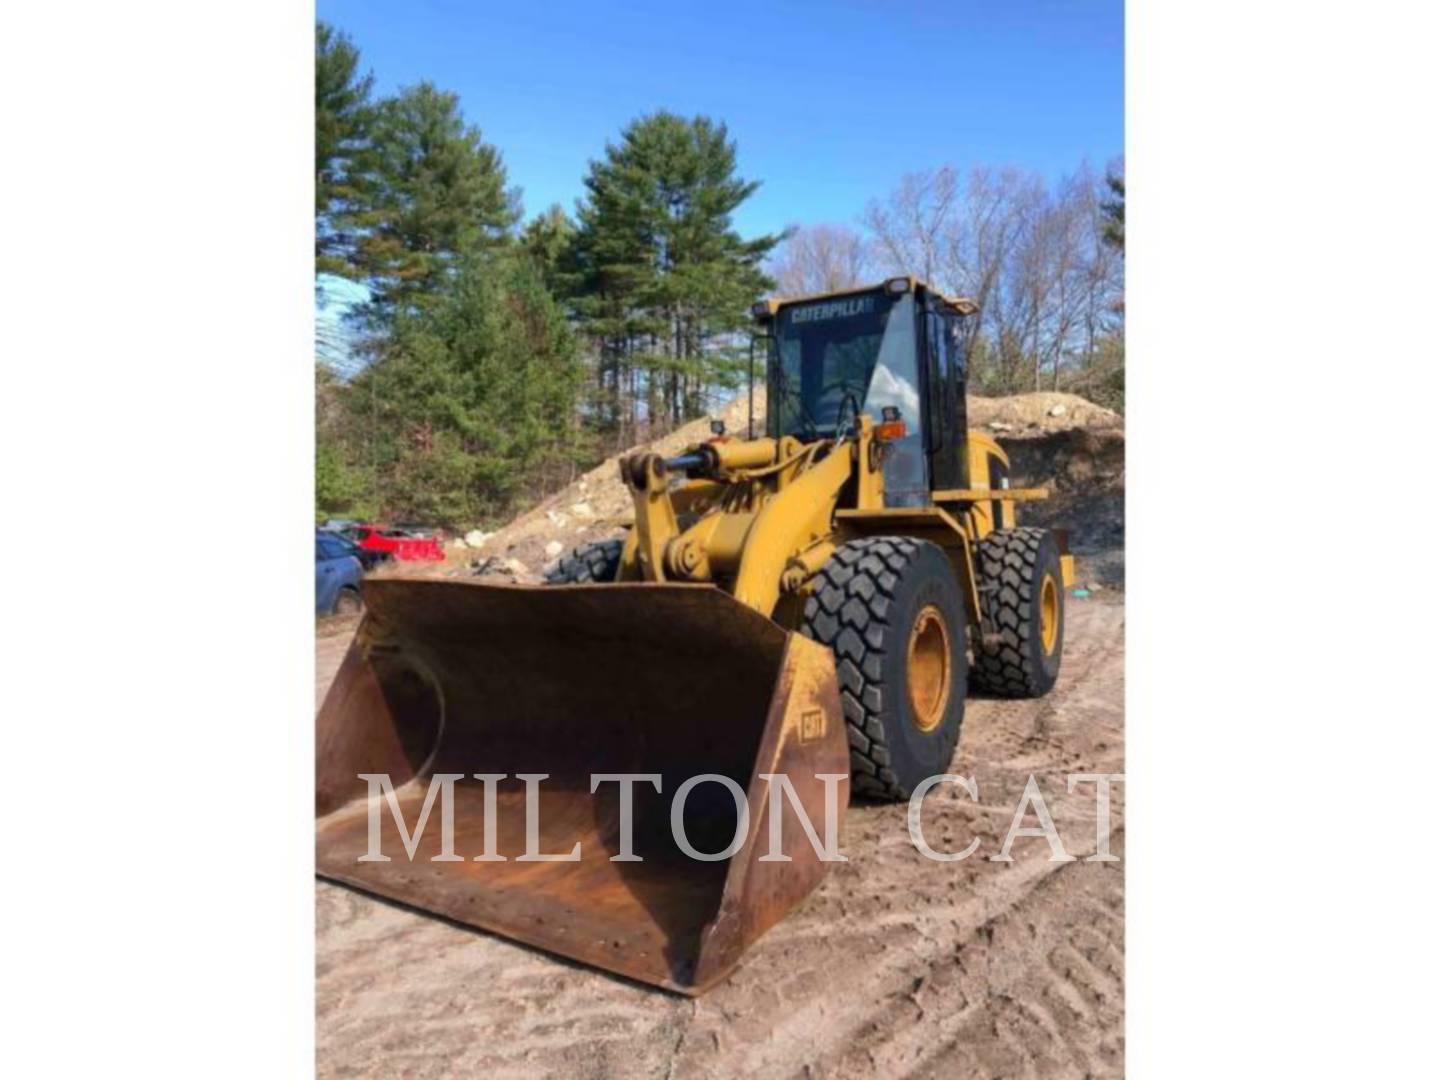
[544,538,623,584]
[801,537,967,801]
[971,527,1064,697]
[333,588,363,616]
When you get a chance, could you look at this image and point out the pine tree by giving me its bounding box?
[570,111,778,437]
[520,204,576,294]
[340,251,582,524]
[315,362,376,519]
[1101,173,1125,254]
[315,22,373,277]
[352,83,520,323]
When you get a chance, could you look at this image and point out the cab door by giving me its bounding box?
[922,301,968,491]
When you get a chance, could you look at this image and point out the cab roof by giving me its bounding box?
[752,276,978,319]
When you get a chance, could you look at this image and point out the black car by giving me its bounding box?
[330,531,390,572]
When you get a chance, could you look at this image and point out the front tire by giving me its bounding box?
[801,537,967,801]
[971,527,1065,697]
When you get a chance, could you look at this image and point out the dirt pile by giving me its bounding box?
[455,389,767,580]
[987,406,1125,590]
[968,391,1123,435]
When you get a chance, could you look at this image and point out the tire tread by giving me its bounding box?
[544,538,624,584]
[801,536,939,800]
[972,526,1056,697]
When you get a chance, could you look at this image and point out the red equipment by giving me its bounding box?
[348,525,445,563]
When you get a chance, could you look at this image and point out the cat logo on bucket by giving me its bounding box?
[800,708,826,742]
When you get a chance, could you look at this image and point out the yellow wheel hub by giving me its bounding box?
[1039,573,1060,654]
[907,604,952,733]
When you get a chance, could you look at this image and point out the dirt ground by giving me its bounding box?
[317,391,1125,1077]
[315,600,1122,1078]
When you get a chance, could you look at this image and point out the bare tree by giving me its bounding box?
[769,223,871,295]
[862,161,1123,397]
[862,166,960,286]
[955,168,1046,390]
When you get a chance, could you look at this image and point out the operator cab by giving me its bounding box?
[752,277,976,507]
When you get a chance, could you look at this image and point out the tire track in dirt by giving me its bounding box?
[315,599,1123,1077]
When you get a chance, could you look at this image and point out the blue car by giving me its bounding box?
[316,531,365,615]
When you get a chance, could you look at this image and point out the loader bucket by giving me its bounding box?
[315,579,849,994]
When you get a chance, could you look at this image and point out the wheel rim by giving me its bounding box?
[907,604,952,733]
[1039,574,1059,654]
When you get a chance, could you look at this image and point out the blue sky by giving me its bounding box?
[317,0,1123,238]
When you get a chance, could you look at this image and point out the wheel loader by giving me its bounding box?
[315,276,1074,994]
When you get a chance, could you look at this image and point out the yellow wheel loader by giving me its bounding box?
[315,276,1075,994]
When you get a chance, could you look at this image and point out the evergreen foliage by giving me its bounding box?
[567,112,778,442]
[351,83,519,323]
[314,22,373,277]
[321,252,581,525]
[1101,172,1125,253]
